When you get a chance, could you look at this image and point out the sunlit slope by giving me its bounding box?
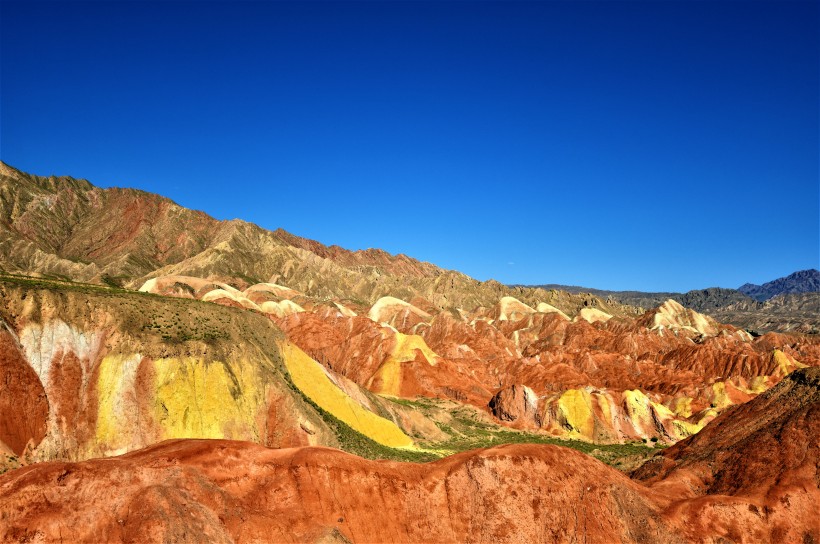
[281,341,413,448]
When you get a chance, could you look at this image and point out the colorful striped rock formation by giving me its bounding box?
[135,275,819,445]
[1,367,817,543]
[0,280,426,465]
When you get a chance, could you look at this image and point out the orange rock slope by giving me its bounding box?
[1,367,817,543]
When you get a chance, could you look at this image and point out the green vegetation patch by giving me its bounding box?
[281,370,439,463]
[383,396,665,470]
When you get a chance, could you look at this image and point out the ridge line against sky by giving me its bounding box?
[1,0,817,292]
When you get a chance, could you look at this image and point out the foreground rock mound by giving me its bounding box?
[635,366,820,542]
[0,440,680,543]
[634,366,820,495]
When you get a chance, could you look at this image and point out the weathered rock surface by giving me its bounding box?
[0,440,683,543]
[2,367,818,543]
[0,279,427,466]
[0,328,48,456]
[488,384,541,427]
[136,273,820,445]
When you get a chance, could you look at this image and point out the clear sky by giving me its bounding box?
[2,1,817,292]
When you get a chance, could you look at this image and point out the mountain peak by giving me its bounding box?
[738,269,820,301]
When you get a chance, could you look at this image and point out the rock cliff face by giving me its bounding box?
[0,278,436,466]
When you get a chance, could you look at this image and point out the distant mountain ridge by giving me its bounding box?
[739,269,820,301]
[525,270,820,334]
[529,285,753,311]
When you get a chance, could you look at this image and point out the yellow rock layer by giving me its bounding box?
[671,419,702,438]
[623,389,654,435]
[546,387,705,443]
[95,354,142,454]
[774,349,806,377]
[748,375,769,394]
[95,354,269,456]
[710,382,732,410]
[280,341,413,448]
[670,397,693,418]
[557,389,594,438]
[370,332,439,397]
[151,357,264,441]
[394,332,439,365]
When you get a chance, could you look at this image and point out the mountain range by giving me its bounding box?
[2,162,817,334]
[1,162,818,543]
[739,268,820,300]
[529,269,819,334]
[535,269,819,304]
[0,162,633,318]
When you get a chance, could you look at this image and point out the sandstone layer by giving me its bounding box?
[2,366,818,543]
[0,278,433,466]
[133,274,820,445]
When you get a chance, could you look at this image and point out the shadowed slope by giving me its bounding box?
[633,366,820,495]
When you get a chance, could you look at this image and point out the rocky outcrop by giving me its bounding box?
[637,299,719,337]
[488,385,541,428]
[574,307,613,324]
[0,279,432,466]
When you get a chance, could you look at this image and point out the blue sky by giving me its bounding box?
[2,1,817,292]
